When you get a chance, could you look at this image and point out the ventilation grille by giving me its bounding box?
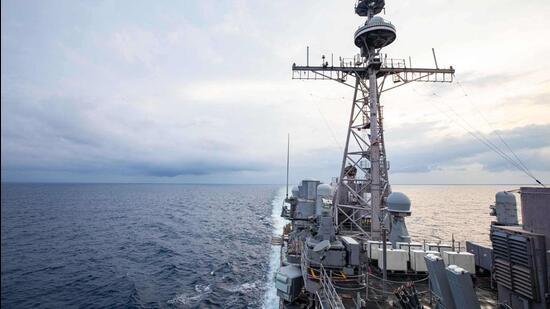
[491,230,538,301]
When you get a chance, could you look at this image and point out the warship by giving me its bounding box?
[272,1,550,308]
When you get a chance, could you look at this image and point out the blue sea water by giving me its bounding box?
[1,184,281,308]
[1,183,515,308]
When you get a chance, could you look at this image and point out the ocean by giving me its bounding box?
[1,183,519,308]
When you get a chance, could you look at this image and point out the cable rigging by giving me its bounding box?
[413,84,545,187]
[453,76,545,187]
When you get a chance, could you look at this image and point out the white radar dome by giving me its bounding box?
[317,184,332,197]
[387,192,411,213]
[496,191,516,204]
[354,16,396,50]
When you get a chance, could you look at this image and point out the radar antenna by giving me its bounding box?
[292,0,455,240]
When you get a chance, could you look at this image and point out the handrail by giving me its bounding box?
[301,247,345,308]
[317,264,345,309]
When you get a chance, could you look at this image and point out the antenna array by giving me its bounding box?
[292,0,455,240]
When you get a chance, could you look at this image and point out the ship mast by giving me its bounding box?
[292,0,455,240]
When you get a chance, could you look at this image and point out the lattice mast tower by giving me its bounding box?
[292,0,454,240]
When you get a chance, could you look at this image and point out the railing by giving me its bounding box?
[300,248,345,308]
[316,264,345,309]
[381,58,406,69]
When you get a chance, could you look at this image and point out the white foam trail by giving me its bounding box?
[167,284,210,306]
[262,186,288,309]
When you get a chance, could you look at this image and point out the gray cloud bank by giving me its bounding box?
[2,93,548,183]
[1,94,270,182]
[387,124,550,174]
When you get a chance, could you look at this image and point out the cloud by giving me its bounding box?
[388,124,550,174]
[135,161,263,178]
[0,93,274,181]
[498,90,550,107]
[456,71,532,89]
[2,0,550,184]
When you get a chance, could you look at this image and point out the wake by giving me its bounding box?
[262,187,288,308]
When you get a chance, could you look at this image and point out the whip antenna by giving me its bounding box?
[286,133,290,198]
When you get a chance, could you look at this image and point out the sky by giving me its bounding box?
[1,0,550,185]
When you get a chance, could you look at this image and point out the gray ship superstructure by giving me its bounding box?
[273,1,550,308]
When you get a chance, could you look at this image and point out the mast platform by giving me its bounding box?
[292,63,455,84]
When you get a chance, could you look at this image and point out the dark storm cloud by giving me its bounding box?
[388,124,550,174]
